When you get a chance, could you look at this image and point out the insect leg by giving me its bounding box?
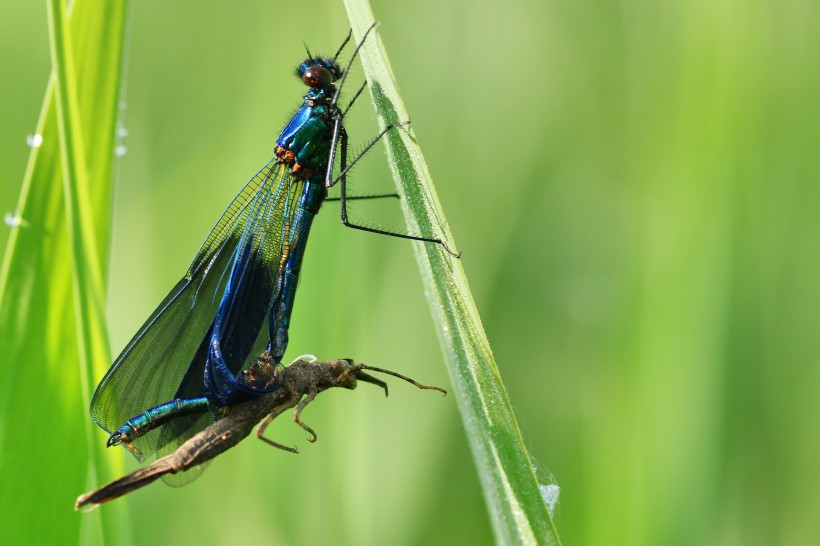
[358,364,447,395]
[334,123,461,257]
[331,22,379,108]
[325,193,398,202]
[342,80,367,118]
[331,29,353,64]
[256,405,299,453]
[293,390,318,443]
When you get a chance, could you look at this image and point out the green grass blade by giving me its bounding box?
[48,0,110,410]
[341,2,562,544]
[0,1,131,544]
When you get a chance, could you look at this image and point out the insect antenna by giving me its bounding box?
[357,364,447,396]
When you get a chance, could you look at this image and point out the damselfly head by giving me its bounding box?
[296,56,342,89]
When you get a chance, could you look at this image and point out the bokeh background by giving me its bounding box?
[1,0,818,544]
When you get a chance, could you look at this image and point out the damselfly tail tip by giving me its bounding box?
[105,432,122,447]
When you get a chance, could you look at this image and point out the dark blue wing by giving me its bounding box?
[90,159,308,461]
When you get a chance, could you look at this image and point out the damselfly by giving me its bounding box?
[89,24,455,480]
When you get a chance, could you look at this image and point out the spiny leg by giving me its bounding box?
[326,193,398,202]
[256,405,299,453]
[331,29,353,64]
[342,80,367,118]
[331,22,379,108]
[335,123,461,257]
[325,116,344,189]
[325,113,400,195]
[330,120,409,189]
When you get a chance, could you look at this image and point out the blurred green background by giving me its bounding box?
[1,0,818,544]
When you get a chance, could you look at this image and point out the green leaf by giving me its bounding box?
[341,1,563,544]
[0,1,131,544]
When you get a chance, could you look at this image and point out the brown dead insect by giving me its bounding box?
[75,355,446,509]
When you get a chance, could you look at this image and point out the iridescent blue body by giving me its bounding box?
[90,55,345,464]
[205,86,333,407]
[91,27,453,473]
[113,397,210,457]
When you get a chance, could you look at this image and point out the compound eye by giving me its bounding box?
[303,65,331,88]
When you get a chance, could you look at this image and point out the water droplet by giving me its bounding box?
[26,134,43,148]
[116,121,128,138]
[4,210,25,227]
[119,101,128,110]
[539,484,560,517]
[115,145,128,157]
